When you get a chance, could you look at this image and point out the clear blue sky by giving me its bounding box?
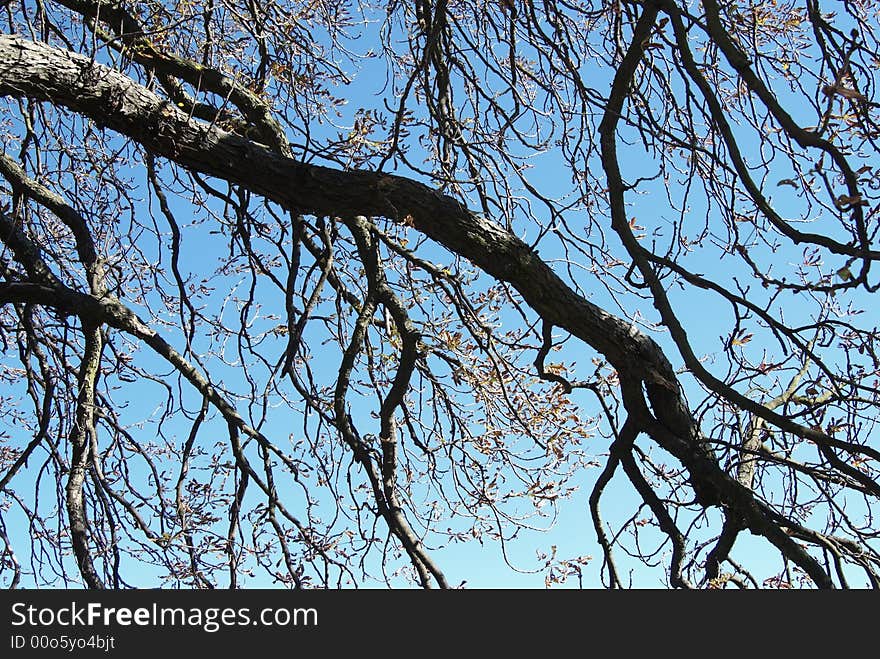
[2,2,876,589]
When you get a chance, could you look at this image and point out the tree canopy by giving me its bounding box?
[1,0,879,589]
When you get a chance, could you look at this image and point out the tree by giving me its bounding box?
[0,0,878,590]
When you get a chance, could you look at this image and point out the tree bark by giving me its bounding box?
[0,34,835,586]
[0,35,673,378]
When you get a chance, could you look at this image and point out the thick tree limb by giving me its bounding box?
[0,36,665,373]
[0,34,857,587]
[65,318,106,589]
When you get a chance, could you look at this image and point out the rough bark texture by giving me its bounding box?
[0,36,676,368]
[0,34,840,587]
[0,35,744,493]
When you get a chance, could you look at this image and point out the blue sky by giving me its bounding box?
[1,1,878,589]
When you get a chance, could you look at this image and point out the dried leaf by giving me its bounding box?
[731,331,753,347]
[836,194,864,207]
